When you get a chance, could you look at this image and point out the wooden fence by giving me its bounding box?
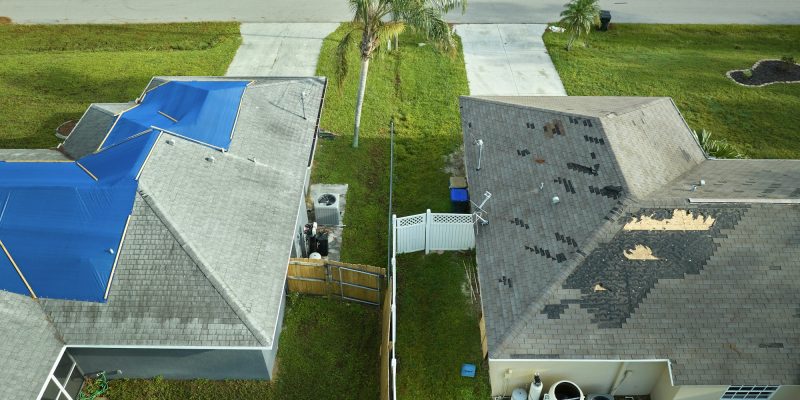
[380,276,394,400]
[287,258,386,305]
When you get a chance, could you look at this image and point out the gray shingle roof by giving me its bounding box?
[0,148,70,161]
[135,77,325,347]
[1,76,325,397]
[0,291,63,399]
[40,194,261,347]
[60,104,120,159]
[462,96,800,386]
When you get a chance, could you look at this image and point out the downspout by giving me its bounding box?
[608,362,633,396]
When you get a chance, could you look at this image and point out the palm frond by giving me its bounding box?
[693,129,748,159]
[335,28,360,87]
[396,2,454,51]
[429,0,467,14]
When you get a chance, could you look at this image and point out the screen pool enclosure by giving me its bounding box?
[0,80,249,302]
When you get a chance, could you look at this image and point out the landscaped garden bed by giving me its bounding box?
[727,58,800,87]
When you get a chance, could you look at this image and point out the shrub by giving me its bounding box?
[742,69,753,79]
[693,129,747,159]
[781,55,796,65]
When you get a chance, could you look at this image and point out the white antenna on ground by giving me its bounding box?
[474,139,484,171]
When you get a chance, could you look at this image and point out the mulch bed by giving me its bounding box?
[727,59,800,87]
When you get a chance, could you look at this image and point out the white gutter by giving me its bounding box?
[66,344,271,351]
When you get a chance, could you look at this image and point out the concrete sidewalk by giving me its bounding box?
[226,23,339,77]
[455,24,567,96]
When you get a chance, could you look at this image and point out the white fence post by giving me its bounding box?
[424,209,432,254]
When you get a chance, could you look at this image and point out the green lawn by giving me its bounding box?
[0,23,241,149]
[106,296,380,400]
[544,24,800,159]
[313,25,490,399]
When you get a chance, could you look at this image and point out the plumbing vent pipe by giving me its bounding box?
[475,139,484,171]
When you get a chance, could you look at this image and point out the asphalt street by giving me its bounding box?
[1,0,798,24]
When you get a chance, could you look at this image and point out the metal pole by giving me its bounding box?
[387,118,395,278]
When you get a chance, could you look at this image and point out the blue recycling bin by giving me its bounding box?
[450,188,469,213]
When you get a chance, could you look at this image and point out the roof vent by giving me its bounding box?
[166,138,175,145]
[205,156,215,163]
[552,196,560,205]
[474,139,484,171]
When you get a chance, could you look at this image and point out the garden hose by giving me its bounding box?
[79,371,109,400]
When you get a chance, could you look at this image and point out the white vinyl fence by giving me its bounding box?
[393,210,475,255]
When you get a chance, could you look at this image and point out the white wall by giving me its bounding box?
[651,367,800,400]
[488,359,668,397]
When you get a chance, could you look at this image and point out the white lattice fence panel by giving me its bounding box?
[428,212,475,251]
[395,213,426,254]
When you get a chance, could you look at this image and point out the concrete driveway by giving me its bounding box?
[226,23,338,77]
[456,24,566,96]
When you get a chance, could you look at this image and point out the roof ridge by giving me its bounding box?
[493,198,637,356]
[137,186,271,347]
[597,97,668,119]
[467,95,666,118]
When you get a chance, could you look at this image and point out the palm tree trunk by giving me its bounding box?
[352,57,370,148]
[566,35,576,51]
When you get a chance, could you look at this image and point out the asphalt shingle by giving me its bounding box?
[462,96,800,386]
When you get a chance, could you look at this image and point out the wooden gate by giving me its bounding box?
[287,258,386,305]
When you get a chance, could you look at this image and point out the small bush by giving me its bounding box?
[781,55,796,65]
[742,69,753,79]
[693,129,747,159]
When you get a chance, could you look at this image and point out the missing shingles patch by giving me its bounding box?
[543,119,565,138]
[623,209,715,231]
[624,245,660,260]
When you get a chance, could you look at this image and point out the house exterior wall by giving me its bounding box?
[488,359,667,397]
[67,347,271,380]
[650,367,800,400]
[292,183,310,258]
[771,386,800,400]
[262,283,288,374]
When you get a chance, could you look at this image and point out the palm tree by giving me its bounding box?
[693,129,747,159]
[336,0,458,148]
[559,0,600,51]
[390,0,467,51]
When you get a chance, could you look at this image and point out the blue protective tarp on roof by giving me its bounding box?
[0,80,248,302]
[102,80,248,150]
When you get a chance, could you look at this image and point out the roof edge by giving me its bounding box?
[463,95,669,119]
[137,186,271,348]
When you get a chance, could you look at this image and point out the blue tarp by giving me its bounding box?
[102,80,248,150]
[0,80,248,302]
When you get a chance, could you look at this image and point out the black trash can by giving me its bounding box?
[599,10,611,31]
